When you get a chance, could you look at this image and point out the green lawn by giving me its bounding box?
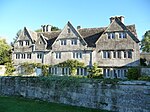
[0,96,109,112]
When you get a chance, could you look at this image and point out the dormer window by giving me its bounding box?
[60,40,67,45]
[67,28,71,33]
[108,33,115,39]
[119,32,127,38]
[71,39,77,45]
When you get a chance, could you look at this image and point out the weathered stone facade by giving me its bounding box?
[0,77,150,112]
[12,16,140,78]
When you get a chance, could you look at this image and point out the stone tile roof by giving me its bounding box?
[36,24,138,48]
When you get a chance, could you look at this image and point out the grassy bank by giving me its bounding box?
[0,96,109,112]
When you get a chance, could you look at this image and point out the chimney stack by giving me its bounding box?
[110,16,125,24]
[41,25,51,32]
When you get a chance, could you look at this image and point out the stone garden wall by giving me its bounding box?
[0,77,150,112]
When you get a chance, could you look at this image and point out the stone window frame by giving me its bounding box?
[71,39,77,45]
[60,40,67,45]
[119,32,127,38]
[55,52,61,59]
[103,51,110,59]
[73,52,82,59]
[25,40,29,46]
[128,50,132,58]
[37,53,42,59]
[19,41,23,46]
[67,28,71,33]
[108,33,115,39]
[16,53,20,59]
[21,53,26,59]
[27,53,32,59]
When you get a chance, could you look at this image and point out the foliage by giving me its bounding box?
[138,75,150,81]
[42,65,49,76]
[21,62,35,75]
[87,63,103,78]
[35,26,60,32]
[140,58,147,66]
[0,96,108,112]
[127,68,141,80]
[5,62,16,76]
[140,30,150,52]
[0,38,11,65]
[56,59,85,76]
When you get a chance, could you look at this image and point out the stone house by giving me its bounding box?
[12,16,140,78]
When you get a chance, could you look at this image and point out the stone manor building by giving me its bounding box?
[12,16,140,78]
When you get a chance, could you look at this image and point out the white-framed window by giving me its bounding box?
[37,53,42,59]
[21,53,25,59]
[71,39,77,45]
[108,33,115,39]
[27,53,31,59]
[19,41,23,46]
[119,32,127,38]
[25,40,29,46]
[16,53,20,59]
[60,40,67,45]
[103,51,110,59]
[56,52,61,59]
[128,51,132,58]
[73,52,82,59]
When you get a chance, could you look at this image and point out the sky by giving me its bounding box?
[0,0,150,44]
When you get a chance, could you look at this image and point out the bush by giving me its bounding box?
[127,68,141,80]
[138,75,150,81]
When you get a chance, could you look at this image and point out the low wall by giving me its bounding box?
[0,65,6,76]
[141,67,150,76]
[0,77,150,112]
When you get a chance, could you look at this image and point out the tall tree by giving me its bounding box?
[11,29,21,47]
[0,38,11,64]
[141,30,150,52]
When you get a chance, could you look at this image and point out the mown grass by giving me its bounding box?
[0,96,109,112]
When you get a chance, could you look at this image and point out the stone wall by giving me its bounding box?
[141,67,150,76]
[0,65,6,76]
[0,77,150,112]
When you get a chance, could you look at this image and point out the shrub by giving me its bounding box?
[5,62,15,75]
[127,68,141,80]
[138,75,150,81]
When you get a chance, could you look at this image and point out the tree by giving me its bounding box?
[87,63,103,78]
[141,30,150,52]
[0,38,11,65]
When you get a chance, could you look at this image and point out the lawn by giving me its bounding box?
[0,96,109,112]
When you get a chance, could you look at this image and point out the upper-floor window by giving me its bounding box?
[128,51,132,58]
[37,53,42,59]
[60,40,67,45]
[124,51,127,58]
[67,28,71,33]
[119,32,127,38]
[71,39,77,45]
[113,51,116,58]
[103,51,110,58]
[73,52,82,59]
[108,33,115,39]
[25,41,29,46]
[27,53,31,59]
[21,53,25,59]
[117,51,121,58]
[16,53,20,59]
[19,41,23,46]
[56,52,61,59]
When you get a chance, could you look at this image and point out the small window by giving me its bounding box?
[19,41,23,46]
[103,51,110,59]
[26,41,29,46]
[21,54,25,59]
[128,51,132,58]
[27,53,31,59]
[124,51,127,58]
[39,41,42,44]
[60,40,67,45]
[37,53,42,59]
[71,39,77,45]
[119,33,127,38]
[108,33,115,39]
[16,54,20,59]
[113,51,116,58]
[56,52,61,59]
[73,52,82,59]
[68,28,71,33]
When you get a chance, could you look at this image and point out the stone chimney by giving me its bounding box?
[110,16,125,23]
[41,25,51,32]
[77,26,81,29]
